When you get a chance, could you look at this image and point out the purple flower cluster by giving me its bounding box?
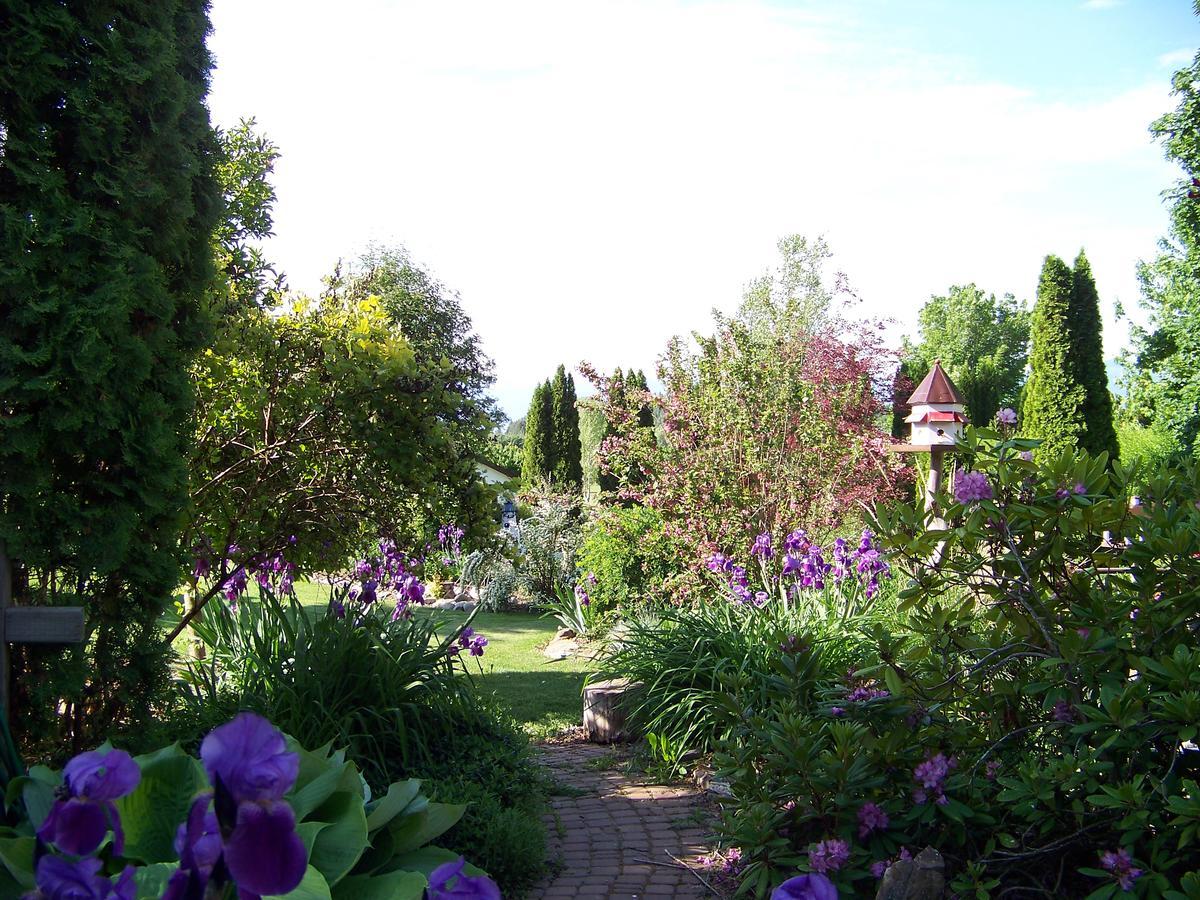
[751,532,774,559]
[953,471,993,505]
[856,802,889,839]
[437,523,465,555]
[451,627,488,657]
[712,528,891,606]
[995,407,1018,426]
[1100,848,1142,891]
[912,753,956,806]
[574,583,591,606]
[808,838,850,874]
[165,712,307,899]
[32,856,135,900]
[345,539,429,621]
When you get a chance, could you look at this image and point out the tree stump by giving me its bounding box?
[583,679,641,743]
[875,847,945,900]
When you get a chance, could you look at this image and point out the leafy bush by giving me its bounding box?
[1118,421,1181,483]
[576,505,677,615]
[462,542,519,611]
[3,711,498,898]
[514,497,582,602]
[716,428,1200,898]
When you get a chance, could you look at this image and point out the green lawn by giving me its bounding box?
[288,581,593,741]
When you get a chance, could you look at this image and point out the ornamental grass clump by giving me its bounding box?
[715,425,1200,899]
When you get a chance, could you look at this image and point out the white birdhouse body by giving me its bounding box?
[904,362,968,446]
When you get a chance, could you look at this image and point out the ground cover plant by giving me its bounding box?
[713,425,1200,898]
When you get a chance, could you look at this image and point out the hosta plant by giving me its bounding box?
[2,712,498,899]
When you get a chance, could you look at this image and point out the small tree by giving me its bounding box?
[522,381,554,486]
[1022,255,1087,457]
[550,365,583,490]
[1069,251,1119,459]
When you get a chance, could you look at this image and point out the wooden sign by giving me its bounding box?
[0,544,86,717]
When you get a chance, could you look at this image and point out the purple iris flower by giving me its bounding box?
[37,749,140,856]
[750,532,773,559]
[198,712,307,897]
[201,712,298,803]
[427,857,501,899]
[781,554,802,577]
[706,552,730,572]
[33,856,135,900]
[784,530,809,553]
[358,580,378,606]
[771,872,838,900]
[163,796,222,900]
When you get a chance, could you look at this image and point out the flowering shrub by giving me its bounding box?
[715,427,1200,898]
[6,712,499,898]
[581,236,910,602]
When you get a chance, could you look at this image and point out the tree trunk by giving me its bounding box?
[583,679,641,743]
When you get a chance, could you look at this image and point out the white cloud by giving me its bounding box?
[1159,47,1195,68]
[206,0,1177,417]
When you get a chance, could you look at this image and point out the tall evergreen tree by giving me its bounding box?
[550,365,583,489]
[1022,256,1088,457]
[598,369,627,495]
[522,381,554,486]
[1070,251,1119,460]
[0,1,221,751]
[629,370,656,429]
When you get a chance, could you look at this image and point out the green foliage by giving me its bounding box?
[1071,252,1120,459]
[579,403,607,496]
[715,430,1200,897]
[595,603,874,762]
[1123,49,1200,455]
[0,0,221,754]
[1022,255,1089,456]
[576,505,676,614]
[550,365,584,490]
[588,236,907,593]
[513,498,583,602]
[333,246,500,545]
[179,593,549,895]
[901,284,1030,425]
[1117,421,1180,484]
[522,381,554,487]
[2,726,488,898]
[594,368,657,497]
[484,434,523,474]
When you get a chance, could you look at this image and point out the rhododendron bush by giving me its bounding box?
[584,237,909,601]
[715,428,1200,898]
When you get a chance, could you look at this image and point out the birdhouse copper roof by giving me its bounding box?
[907,360,966,406]
[904,409,968,424]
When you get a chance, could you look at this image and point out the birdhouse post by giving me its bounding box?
[890,360,969,519]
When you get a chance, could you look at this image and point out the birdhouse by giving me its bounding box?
[904,360,968,446]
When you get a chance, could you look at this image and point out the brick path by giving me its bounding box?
[534,741,718,899]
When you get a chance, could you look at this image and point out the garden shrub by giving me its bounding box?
[576,504,677,615]
[715,426,1200,898]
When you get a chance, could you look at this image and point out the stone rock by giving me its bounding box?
[453,600,477,612]
[431,599,458,611]
[875,847,944,900]
[543,637,579,660]
[554,627,578,640]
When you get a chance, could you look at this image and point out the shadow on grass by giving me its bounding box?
[479,669,590,738]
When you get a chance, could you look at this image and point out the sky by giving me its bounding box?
[205,0,1200,420]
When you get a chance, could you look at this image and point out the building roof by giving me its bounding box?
[907,360,966,406]
[476,459,519,479]
[905,410,968,424]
